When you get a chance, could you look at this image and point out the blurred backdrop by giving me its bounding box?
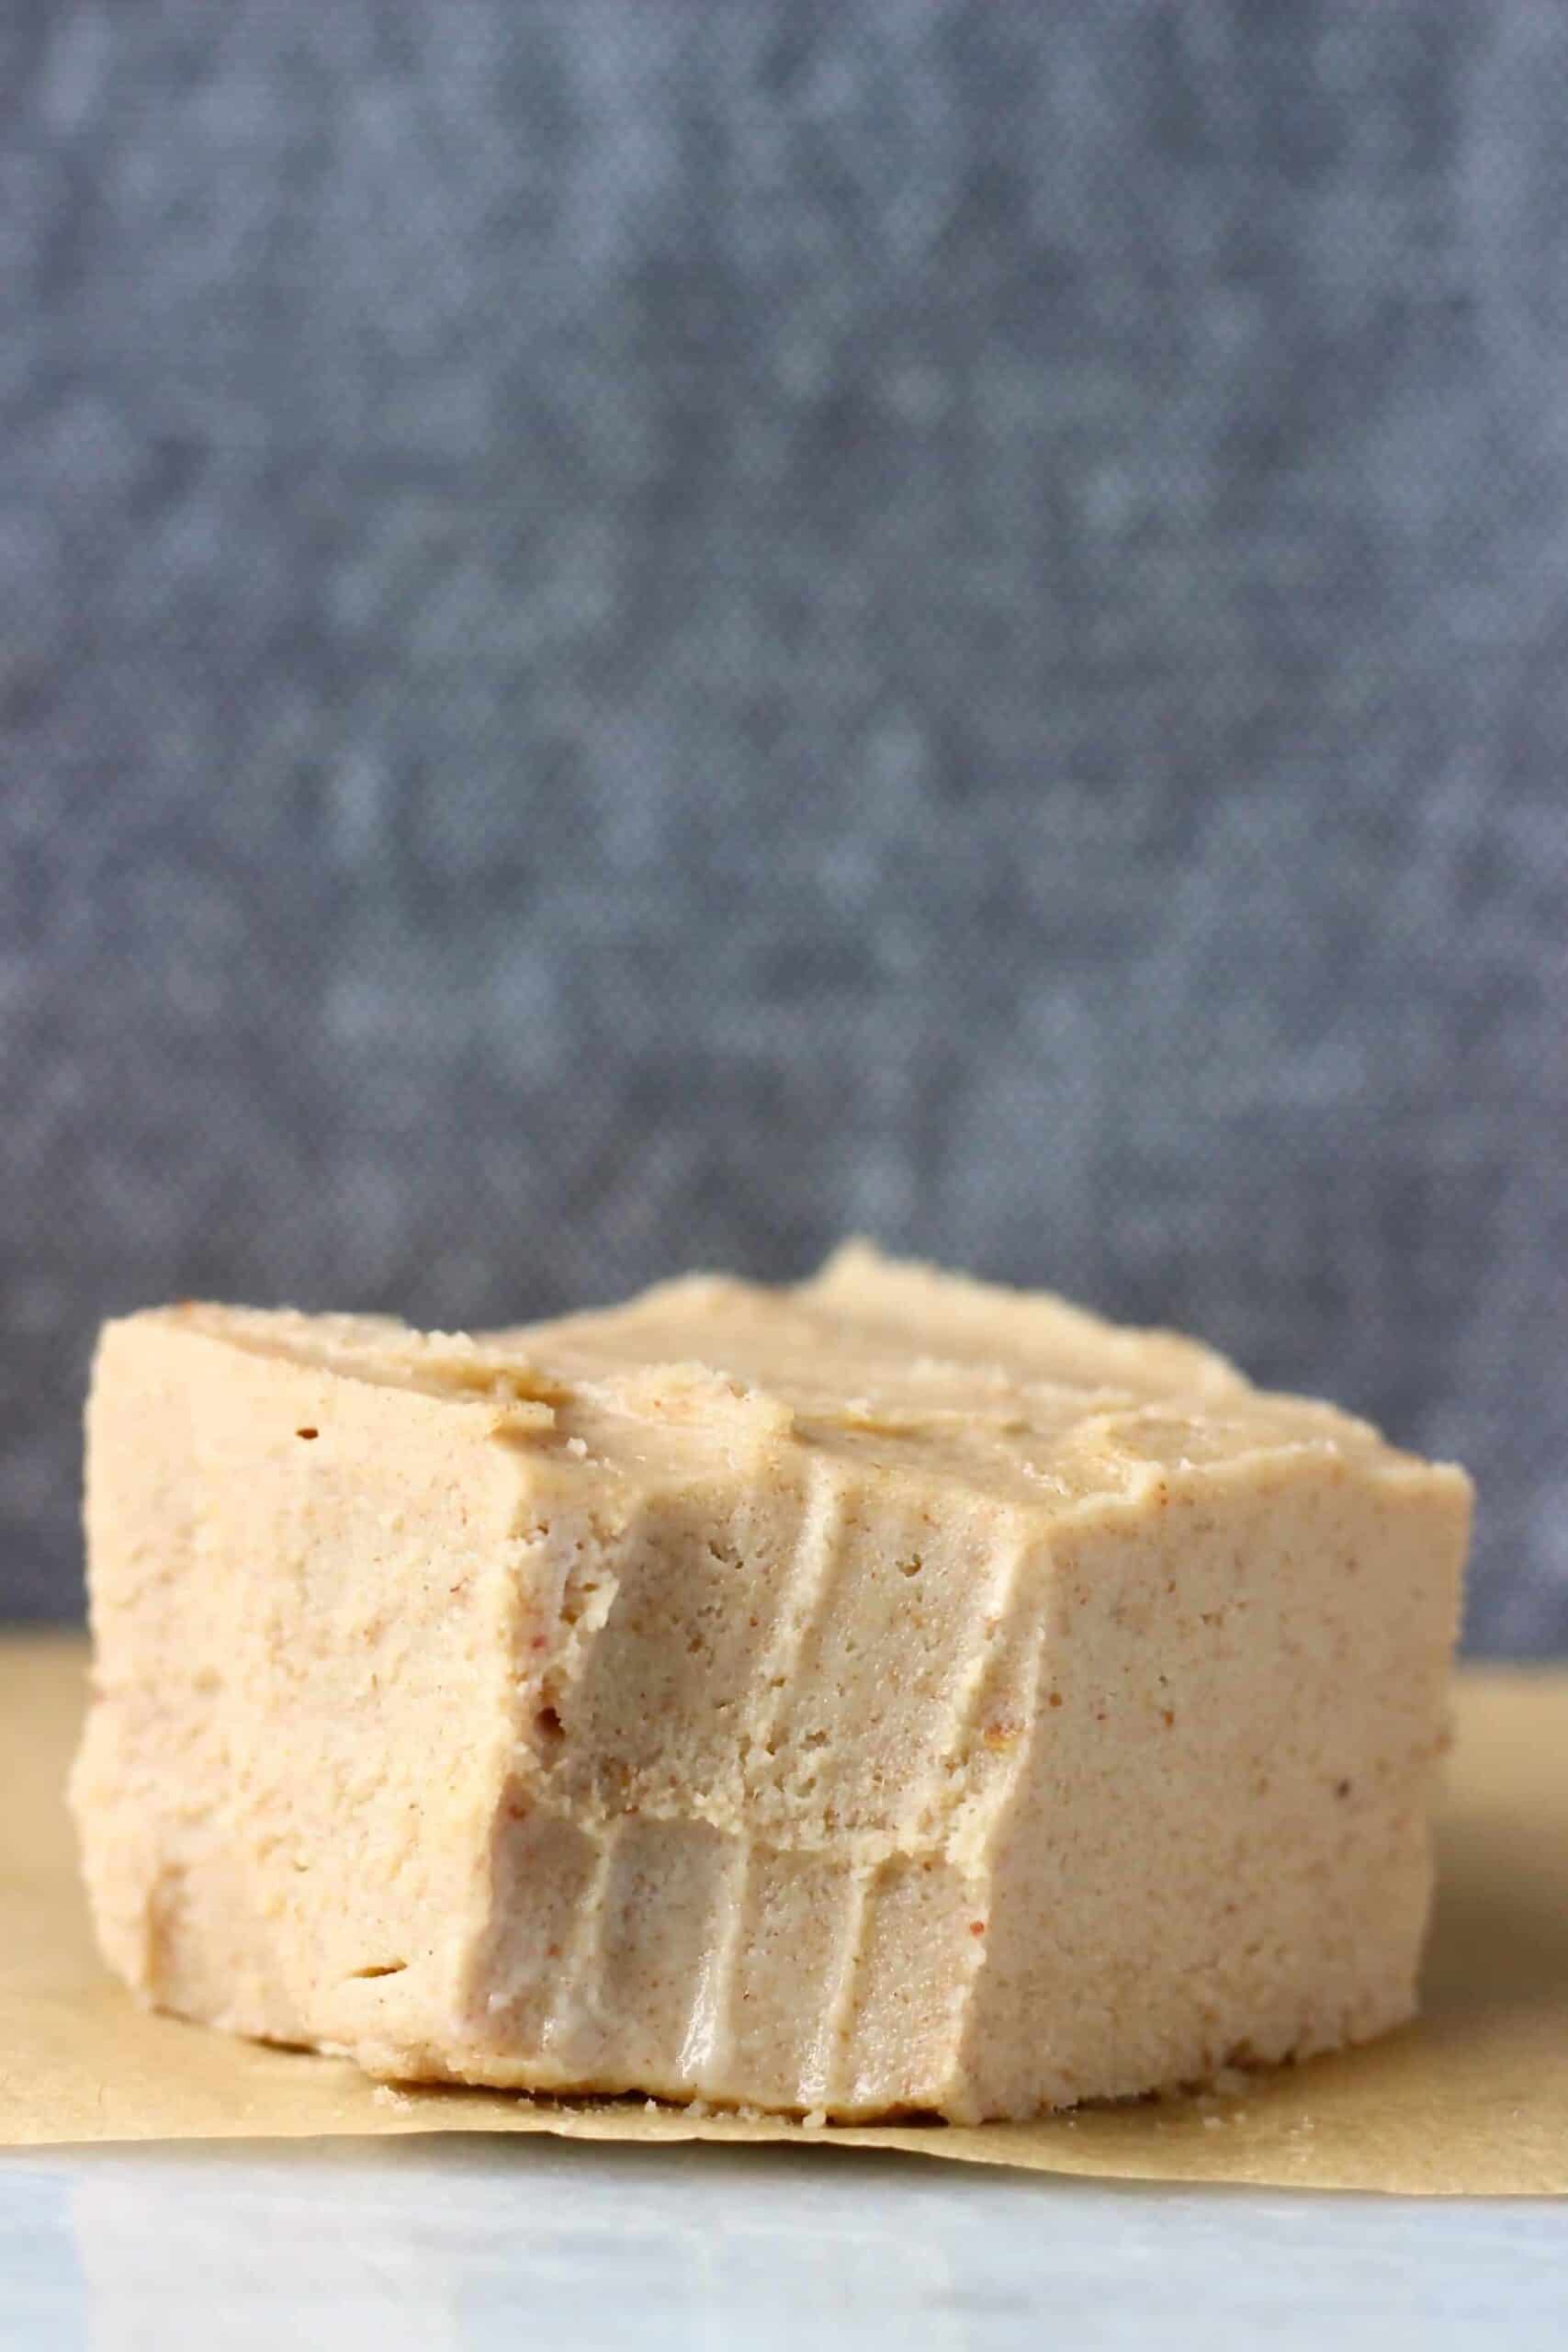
[2,3,1564,1645]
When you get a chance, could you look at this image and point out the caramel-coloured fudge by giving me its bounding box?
[72,1246,1470,2121]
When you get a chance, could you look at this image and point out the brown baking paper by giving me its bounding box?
[3,1636,1564,2193]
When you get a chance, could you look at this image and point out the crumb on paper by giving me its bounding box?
[803,2107,828,2131]
[372,2084,416,2113]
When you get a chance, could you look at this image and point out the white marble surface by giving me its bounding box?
[3,2137,1562,2350]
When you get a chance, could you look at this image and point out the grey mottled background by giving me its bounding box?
[2,2,1564,1645]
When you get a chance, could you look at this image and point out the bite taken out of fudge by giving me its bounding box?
[72,1244,1470,2123]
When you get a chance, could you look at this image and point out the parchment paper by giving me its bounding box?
[3,1636,1563,2193]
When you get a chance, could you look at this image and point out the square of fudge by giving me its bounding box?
[72,1244,1470,2122]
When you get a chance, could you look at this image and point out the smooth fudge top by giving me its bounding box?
[155,1241,1452,1519]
